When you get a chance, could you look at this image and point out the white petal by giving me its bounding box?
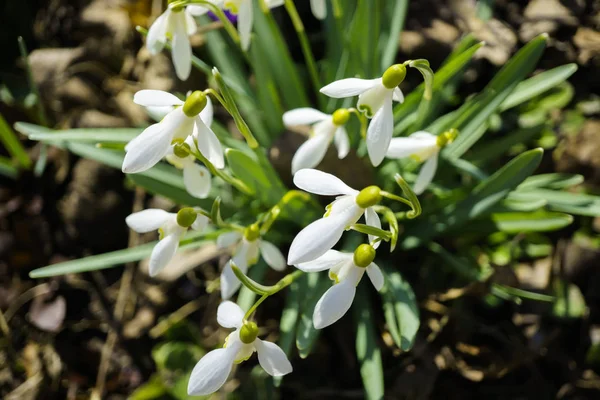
[365,207,382,249]
[296,250,352,272]
[186,5,210,16]
[413,152,438,195]
[385,133,437,159]
[333,127,350,159]
[327,195,360,218]
[254,339,293,376]
[146,11,169,54]
[125,209,172,233]
[366,263,384,291]
[291,133,331,175]
[259,241,286,271]
[238,0,253,51]
[220,260,245,300]
[122,121,175,173]
[185,10,198,35]
[313,279,356,329]
[310,0,327,19]
[191,213,210,231]
[199,96,214,127]
[217,301,245,328]
[357,82,388,118]
[134,90,183,107]
[187,341,241,396]
[146,105,174,122]
[366,94,394,167]
[232,240,253,270]
[393,87,404,103]
[283,108,329,127]
[149,232,181,276]
[264,0,285,8]
[287,213,349,265]
[183,162,211,199]
[320,78,380,98]
[195,117,225,169]
[171,13,192,80]
[217,231,243,249]
[293,169,357,196]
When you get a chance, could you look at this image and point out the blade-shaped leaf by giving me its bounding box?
[381,267,419,351]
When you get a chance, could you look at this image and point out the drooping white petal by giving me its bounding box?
[320,78,380,98]
[357,80,387,118]
[146,11,169,54]
[232,239,252,270]
[199,96,214,127]
[254,339,293,376]
[220,260,245,300]
[217,231,243,249]
[386,133,438,159]
[125,209,172,233]
[393,87,404,103]
[186,5,210,16]
[333,127,350,159]
[171,12,192,80]
[287,212,350,265]
[283,108,329,127]
[413,152,438,195]
[238,0,254,51]
[134,90,183,107]
[366,94,394,167]
[187,340,242,396]
[313,278,356,329]
[191,213,210,231]
[365,207,382,249]
[296,250,352,272]
[149,232,181,276]
[146,105,174,122]
[291,133,331,175]
[293,169,357,196]
[310,0,327,19]
[183,162,211,199]
[326,194,359,218]
[366,263,384,291]
[185,10,198,36]
[217,301,244,328]
[259,240,286,271]
[195,117,225,169]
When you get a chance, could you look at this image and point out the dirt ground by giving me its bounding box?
[1,0,600,398]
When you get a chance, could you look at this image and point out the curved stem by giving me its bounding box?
[192,148,253,195]
[244,294,268,320]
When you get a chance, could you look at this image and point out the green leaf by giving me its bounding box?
[152,341,204,372]
[225,148,282,205]
[553,279,586,319]
[380,0,408,70]
[0,156,18,179]
[129,375,168,400]
[0,113,31,168]
[354,285,385,400]
[128,174,213,208]
[518,173,585,190]
[467,125,544,165]
[29,231,219,278]
[427,242,492,282]
[489,210,573,233]
[510,189,600,217]
[274,275,303,388]
[381,267,420,351]
[21,126,141,143]
[296,273,329,358]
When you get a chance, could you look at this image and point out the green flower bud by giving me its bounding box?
[173,142,191,158]
[176,207,197,228]
[355,185,382,209]
[353,244,376,268]
[436,128,459,148]
[382,64,407,89]
[239,321,258,344]
[243,224,260,242]
[182,91,208,117]
[332,108,350,126]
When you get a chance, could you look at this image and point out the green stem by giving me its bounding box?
[245,294,268,320]
[283,0,322,97]
[193,148,253,195]
[380,191,412,208]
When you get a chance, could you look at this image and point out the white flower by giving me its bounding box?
[283,107,350,174]
[146,5,206,80]
[217,227,287,299]
[296,245,384,329]
[386,129,457,195]
[123,90,224,174]
[310,0,327,20]
[126,208,209,276]
[320,65,407,167]
[287,169,382,266]
[221,0,284,51]
[187,301,292,396]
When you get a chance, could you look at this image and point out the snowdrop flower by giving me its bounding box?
[123,90,224,174]
[287,169,382,265]
[283,107,351,174]
[146,4,207,80]
[386,129,457,195]
[297,244,384,328]
[310,0,327,20]
[320,64,407,166]
[188,301,292,396]
[126,208,209,276]
[218,224,287,299]
[220,0,285,51]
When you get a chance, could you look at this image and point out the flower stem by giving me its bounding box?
[193,148,253,195]
[244,294,268,320]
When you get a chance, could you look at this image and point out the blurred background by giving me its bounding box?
[1,0,600,398]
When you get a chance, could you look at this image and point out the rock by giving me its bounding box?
[555,120,600,184]
[574,27,600,64]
